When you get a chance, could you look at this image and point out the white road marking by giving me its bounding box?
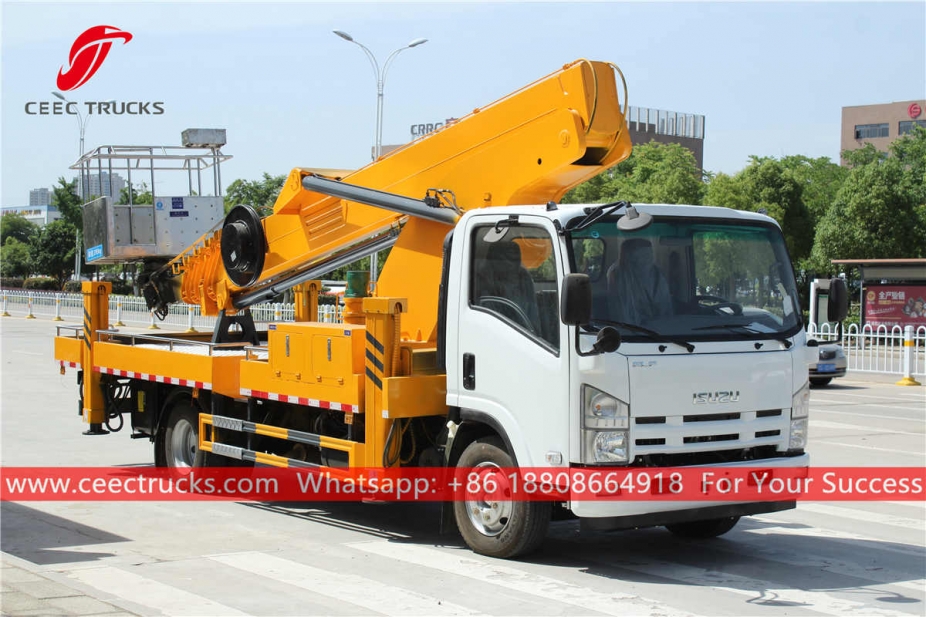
[747,518,926,552]
[348,541,696,616]
[813,408,924,422]
[595,556,914,616]
[818,441,925,456]
[796,503,925,531]
[67,565,248,616]
[210,551,483,616]
[810,420,905,434]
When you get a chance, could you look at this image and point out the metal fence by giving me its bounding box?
[807,322,926,378]
[0,289,341,331]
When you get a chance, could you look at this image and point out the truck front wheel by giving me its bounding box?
[453,437,550,558]
[665,516,740,539]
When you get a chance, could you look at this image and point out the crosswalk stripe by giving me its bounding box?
[67,565,248,616]
[746,519,926,553]
[209,552,482,616]
[810,419,901,434]
[600,556,914,616]
[818,440,925,456]
[347,541,697,616]
[681,529,926,594]
[813,408,926,422]
[796,503,926,531]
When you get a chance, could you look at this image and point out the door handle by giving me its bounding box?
[463,353,475,390]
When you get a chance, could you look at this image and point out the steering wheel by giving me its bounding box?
[696,294,743,316]
[478,296,536,334]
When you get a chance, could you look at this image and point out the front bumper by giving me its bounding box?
[570,452,810,520]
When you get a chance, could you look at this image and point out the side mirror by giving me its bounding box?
[561,274,592,326]
[828,278,848,322]
[593,326,621,353]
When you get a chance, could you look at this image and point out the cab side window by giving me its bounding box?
[470,225,559,351]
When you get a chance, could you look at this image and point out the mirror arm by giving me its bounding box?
[574,328,601,357]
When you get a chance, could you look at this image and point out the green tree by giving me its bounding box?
[50,177,84,231]
[225,173,287,215]
[119,182,154,205]
[562,142,704,205]
[0,237,32,278]
[704,157,813,263]
[779,155,848,225]
[30,220,77,287]
[810,129,926,273]
[0,213,39,246]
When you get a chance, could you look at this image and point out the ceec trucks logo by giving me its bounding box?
[57,25,133,91]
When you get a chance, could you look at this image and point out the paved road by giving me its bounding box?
[2,317,924,616]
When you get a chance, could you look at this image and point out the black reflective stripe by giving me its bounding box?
[366,331,385,354]
[365,367,383,390]
[216,416,322,447]
[365,349,384,372]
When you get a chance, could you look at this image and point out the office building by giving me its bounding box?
[841,100,926,164]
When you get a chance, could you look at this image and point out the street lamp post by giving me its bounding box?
[52,91,89,280]
[333,30,427,281]
[52,91,115,282]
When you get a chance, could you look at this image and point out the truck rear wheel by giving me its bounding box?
[665,516,740,539]
[156,401,198,469]
[453,437,550,558]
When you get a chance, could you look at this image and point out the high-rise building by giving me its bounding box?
[29,188,50,207]
[72,172,127,201]
[841,100,926,164]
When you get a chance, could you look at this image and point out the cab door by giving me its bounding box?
[448,214,569,467]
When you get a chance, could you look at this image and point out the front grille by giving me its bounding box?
[631,408,789,460]
[683,412,740,423]
[819,349,837,360]
[684,433,738,444]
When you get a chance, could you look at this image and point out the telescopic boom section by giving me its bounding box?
[168,59,632,340]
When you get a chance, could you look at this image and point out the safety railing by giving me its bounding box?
[1,289,342,330]
[807,322,926,378]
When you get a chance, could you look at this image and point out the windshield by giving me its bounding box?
[567,216,803,342]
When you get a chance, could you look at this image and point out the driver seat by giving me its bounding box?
[607,238,673,323]
[475,240,540,331]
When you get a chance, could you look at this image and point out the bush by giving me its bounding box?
[0,277,25,290]
[62,280,82,293]
[23,277,60,291]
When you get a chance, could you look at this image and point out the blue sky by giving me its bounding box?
[2,1,924,207]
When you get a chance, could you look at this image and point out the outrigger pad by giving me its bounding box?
[212,309,259,346]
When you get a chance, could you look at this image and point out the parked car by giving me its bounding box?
[810,342,847,386]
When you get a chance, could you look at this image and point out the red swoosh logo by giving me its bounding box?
[57,25,133,91]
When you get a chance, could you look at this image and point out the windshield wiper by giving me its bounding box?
[589,319,695,353]
[564,200,628,233]
[694,323,793,348]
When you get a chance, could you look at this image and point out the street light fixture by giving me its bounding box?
[333,30,427,281]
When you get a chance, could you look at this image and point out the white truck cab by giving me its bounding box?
[444,202,826,555]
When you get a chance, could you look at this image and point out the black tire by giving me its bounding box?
[453,437,550,558]
[156,400,199,470]
[810,377,832,387]
[666,516,740,539]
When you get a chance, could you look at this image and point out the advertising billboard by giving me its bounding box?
[864,285,926,328]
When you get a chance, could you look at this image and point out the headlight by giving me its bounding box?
[583,386,629,429]
[581,386,630,463]
[791,382,810,419]
[790,418,808,449]
[593,431,628,462]
[790,382,810,450]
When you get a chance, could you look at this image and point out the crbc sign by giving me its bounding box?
[410,118,458,138]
